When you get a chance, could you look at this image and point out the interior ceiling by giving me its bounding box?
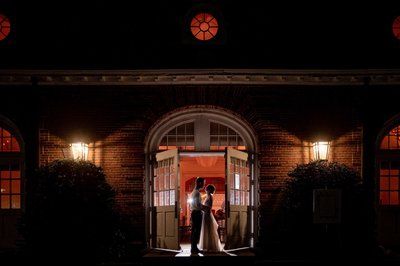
[180,156,225,191]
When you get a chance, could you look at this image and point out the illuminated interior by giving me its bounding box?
[0,128,20,152]
[0,128,21,209]
[159,121,246,151]
[379,125,400,205]
[179,155,225,242]
[380,126,400,149]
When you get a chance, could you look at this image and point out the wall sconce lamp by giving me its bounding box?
[312,141,330,161]
[70,142,88,160]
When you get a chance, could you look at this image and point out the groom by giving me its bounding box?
[190,177,205,253]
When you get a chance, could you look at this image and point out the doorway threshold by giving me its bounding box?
[143,243,255,258]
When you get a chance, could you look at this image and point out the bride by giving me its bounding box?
[198,184,223,252]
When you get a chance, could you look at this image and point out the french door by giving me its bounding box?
[224,148,251,250]
[151,148,251,250]
[153,148,180,250]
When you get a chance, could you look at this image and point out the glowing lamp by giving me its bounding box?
[312,141,330,161]
[70,142,88,160]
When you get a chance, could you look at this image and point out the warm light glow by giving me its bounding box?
[0,14,11,41]
[191,12,218,41]
[71,142,88,160]
[195,156,218,167]
[312,141,330,161]
[393,16,400,41]
[158,145,195,151]
[209,145,246,151]
[0,128,20,152]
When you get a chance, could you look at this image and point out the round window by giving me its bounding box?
[392,16,400,42]
[0,14,11,41]
[190,13,218,41]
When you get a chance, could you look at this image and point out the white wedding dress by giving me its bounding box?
[198,194,223,252]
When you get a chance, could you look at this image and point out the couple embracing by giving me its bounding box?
[190,177,223,254]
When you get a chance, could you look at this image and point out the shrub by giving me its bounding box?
[19,159,122,263]
[280,160,375,258]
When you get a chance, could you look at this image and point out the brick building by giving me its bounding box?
[1,1,400,261]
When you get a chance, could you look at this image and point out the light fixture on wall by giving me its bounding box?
[312,141,330,161]
[70,142,88,160]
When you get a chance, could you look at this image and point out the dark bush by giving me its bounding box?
[280,160,376,259]
[19,159,124,263]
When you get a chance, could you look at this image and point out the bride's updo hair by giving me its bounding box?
[205,184,216,194]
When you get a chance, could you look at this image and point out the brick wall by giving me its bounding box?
[37,85,364,250]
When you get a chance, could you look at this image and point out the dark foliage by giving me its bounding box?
[280,160,376,259]
[19,159,125,263]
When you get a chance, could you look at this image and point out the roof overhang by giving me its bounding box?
[0,69,400,86]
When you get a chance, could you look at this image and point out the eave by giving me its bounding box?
[0,69,400,86]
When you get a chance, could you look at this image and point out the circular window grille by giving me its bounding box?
[190,13,218,41]
[0,14,11,41]
[393,16,400,42]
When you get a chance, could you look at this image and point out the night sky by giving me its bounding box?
[1,1,400,69]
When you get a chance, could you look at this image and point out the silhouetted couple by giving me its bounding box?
[190,177,222,253]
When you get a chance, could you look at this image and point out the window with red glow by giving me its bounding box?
[393,16,400,42]
[210,122,246,151]
[0,127,21,209]
[379,161,400,205]
[158,121,246,151]
[190,13,218,41]
[0,161,21,209]
[379,125,400,205]
[380,125,400,149]
[0,14,11,41]
[159,122,195,151]
[1,128,20,152]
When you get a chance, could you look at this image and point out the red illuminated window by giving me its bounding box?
[190,13,218,41]
[0,128,20,152]
[0,161,21,209]
[379,161,400,205]
[0,14,11,41]
[0,128,21,209]
[158,120,246,151]
[393,16,400,42]
[210,122,246,151]
[379,125,400,205]
[159,122,195,151]
[380,125,400,149]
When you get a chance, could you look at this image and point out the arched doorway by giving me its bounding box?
[376,117,400,250]
[144,106,258,252]
[0,115,25,249]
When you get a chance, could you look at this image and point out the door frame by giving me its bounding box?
[0,116,25,249]
[144,106,259,250]
[374,114,400,249]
